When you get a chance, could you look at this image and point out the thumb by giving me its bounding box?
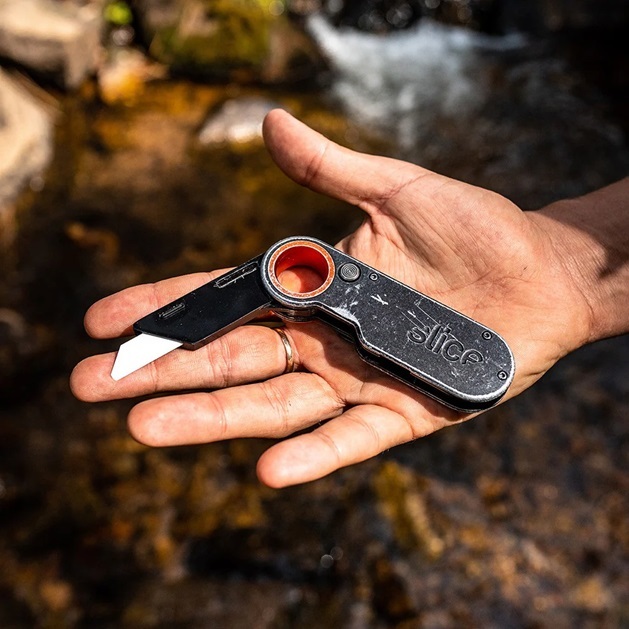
[262,109,432,214]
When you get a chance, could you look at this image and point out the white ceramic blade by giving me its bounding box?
[111,333,183,381]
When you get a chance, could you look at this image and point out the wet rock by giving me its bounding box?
[0,70,53,246]
[374,461,445,560]
[123,578,303,627]
[134,0,322,83]
[300,0,507,33]
[0,0,103,89]
[39,579,74,613]
[501,0,629,33]
[64,220,121,263]
[0,308,54,398]
[0,591,35,627]
[571,575,613,614]
[370,554,418,621]
[314,0,629,34]
[198,96,280,145]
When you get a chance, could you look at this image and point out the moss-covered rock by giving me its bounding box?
[134,0,322,83]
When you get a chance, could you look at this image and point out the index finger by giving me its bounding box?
[85,270,229,339]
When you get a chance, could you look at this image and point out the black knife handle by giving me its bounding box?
[260,237,515,411]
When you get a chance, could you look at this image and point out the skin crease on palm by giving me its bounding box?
[71,109,600,488]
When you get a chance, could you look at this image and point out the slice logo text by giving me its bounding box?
[405,304,484,365]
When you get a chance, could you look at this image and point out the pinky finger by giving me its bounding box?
[256,405,416,488]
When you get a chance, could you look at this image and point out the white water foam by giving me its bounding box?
[307,15,523,148]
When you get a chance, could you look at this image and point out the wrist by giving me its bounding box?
[531,179,629,345]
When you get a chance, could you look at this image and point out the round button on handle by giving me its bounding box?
[339,263,361,282]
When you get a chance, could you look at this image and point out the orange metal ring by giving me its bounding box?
[267,240,335,299]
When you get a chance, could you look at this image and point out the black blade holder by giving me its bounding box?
[134,236,515,412]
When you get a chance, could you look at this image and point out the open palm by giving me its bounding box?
[71,110,591,487]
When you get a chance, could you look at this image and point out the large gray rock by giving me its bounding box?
[0,0,103,89]
[0,70,53,246]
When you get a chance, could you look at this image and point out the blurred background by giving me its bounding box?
[0,0,628,626]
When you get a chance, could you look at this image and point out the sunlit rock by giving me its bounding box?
[198,97,280,145]
[0,69,52,246]
[0,0,103,89]
[98,47,167,105]
[134,0,322,83]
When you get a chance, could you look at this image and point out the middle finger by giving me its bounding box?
[127,372,344,446]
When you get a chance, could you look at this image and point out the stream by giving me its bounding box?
[0,7,628,627]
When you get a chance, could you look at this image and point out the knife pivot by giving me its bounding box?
[265,239,336,299]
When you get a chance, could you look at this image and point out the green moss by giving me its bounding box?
[104,1,134,26]
[151,0,284,79]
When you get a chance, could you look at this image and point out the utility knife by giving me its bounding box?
[111,236,515,412]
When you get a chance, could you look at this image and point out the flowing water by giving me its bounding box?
[0,13,628,628]
[307,15,628,207]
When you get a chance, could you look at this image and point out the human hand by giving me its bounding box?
[71,110,596,487]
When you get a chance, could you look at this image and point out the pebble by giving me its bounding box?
[198,97,282,146]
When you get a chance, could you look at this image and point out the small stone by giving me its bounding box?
[198,97,281,146]
[571,575,613,613]
[98,47,167,105]
[371,555,417,621]
[39,579,73,612]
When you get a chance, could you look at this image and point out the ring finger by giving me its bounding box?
[71,324,300,402]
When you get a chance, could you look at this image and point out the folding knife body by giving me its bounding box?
[112,237,515,412]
